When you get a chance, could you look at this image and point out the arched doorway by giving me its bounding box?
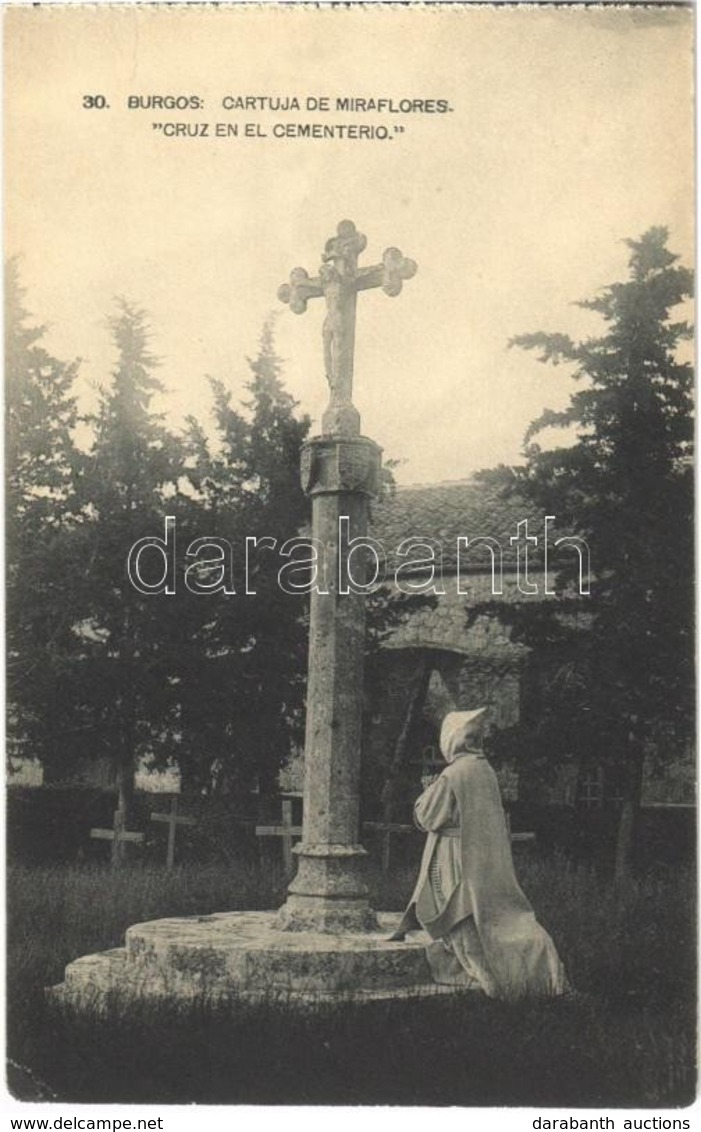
[363,645,521,823]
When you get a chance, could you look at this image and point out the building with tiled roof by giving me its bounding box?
[362,478,693,828]
[370,475,548,572]
[369,476,561,659]
[363,478,552,821]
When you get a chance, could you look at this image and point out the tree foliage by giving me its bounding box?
[174,320,313,795]
[481,228,694,872]
[7,277,440,819]
[65,301,186,816]
[5,260,83,769]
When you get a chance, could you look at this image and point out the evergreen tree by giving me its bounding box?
[73,301,185,820]
[5,261,82,769]
[481,228,694,879]
[177,321,312,795]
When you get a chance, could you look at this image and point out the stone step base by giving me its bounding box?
[49,911,470,1008]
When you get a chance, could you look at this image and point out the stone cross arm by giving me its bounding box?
[277,239,417,313]
[355,248,418,297]
[277,268,323,314]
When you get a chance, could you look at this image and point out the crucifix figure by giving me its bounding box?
[278,220,417,435]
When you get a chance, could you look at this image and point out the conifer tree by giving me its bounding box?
[73,301,185,819]
[177,321,312,795]
[482,228,694,879]
[5,261,82,769]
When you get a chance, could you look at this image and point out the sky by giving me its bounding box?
[5,4,694,486]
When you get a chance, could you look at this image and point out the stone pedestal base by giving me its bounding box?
[275,894,378,934]
[276,843,379,933]
[48,912,467,1009]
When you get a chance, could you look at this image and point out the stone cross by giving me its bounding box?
[90,810,144,867]
[256,798,302,875]
[278,219,417,436]
[150,796,196,869]
[276,221,417,934]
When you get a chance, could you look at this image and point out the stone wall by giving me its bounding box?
[384,570,543,658]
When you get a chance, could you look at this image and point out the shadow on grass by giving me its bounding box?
[13,988,696,1107]
[7,856,697,1106]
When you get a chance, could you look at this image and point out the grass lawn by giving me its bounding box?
[6,852,697,1106]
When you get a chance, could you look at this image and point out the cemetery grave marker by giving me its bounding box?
[90,809,144,867]
[150,796,197,869]
[256,798,302,874]
[362,821,415,871]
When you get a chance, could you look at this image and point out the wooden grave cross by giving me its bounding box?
[362,822,415,872]
[255,798,302,874]
[418,748,536,845]
[504,810,536,846]
[418,745,445,789]
[90,809,144,867]
[151,796,197,869]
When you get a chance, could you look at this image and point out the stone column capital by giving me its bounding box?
[300,435,383,498]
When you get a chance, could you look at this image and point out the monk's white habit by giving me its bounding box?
[400,713,567,999]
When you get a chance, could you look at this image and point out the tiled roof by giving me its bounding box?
[370,477,548,572]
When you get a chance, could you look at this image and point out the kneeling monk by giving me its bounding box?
[393,709,567,1000]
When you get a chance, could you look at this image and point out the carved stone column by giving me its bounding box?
[276,434,382,933]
